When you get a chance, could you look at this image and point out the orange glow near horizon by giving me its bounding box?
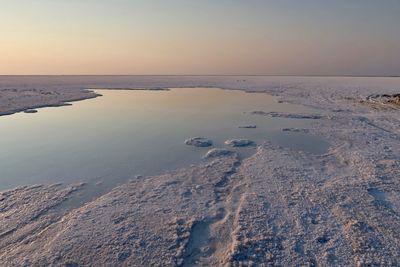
[1,1,400,76]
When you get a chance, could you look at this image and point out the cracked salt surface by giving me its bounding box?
[0,88,327,194]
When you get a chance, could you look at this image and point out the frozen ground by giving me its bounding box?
[0,76,399,266]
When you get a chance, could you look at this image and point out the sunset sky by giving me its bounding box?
[1,0,400,76]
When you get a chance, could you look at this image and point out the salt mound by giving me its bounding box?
[366,93,400,108]
[203,148,233,159]
[224,139,255,147]
[184,137,213,147]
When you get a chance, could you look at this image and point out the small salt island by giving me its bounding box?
[184,137,213,147]
[224,139,255,147]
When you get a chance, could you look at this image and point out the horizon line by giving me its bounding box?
[0,74,399,78]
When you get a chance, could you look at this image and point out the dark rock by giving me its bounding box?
[238,125,257,129]
[24,109,38,113]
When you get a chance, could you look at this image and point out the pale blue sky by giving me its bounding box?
[1,0,399,75]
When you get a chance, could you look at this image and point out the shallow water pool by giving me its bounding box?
[0,88,328,192]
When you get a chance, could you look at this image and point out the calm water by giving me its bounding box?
[0,88,328,192]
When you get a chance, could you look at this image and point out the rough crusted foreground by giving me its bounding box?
[0,154,241,266]
[0,76,399,266]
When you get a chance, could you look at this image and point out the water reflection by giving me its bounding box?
[0,88,328,191]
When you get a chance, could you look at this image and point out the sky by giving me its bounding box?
[1,0,400,76]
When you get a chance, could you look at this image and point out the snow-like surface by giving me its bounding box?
[0,76,399,265]
[0,87,98,116]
